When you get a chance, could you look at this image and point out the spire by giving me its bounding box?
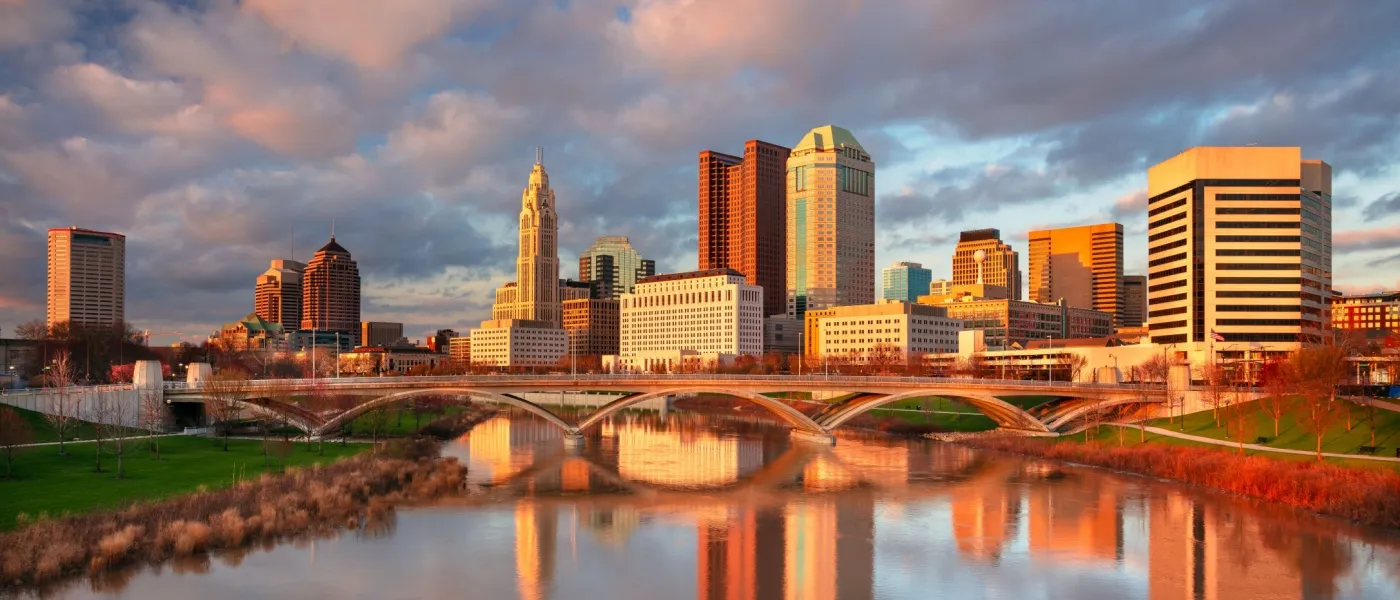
[330,217,336,240]
[536,146,542,166]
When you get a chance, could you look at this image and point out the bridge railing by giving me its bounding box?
[160,373,1152,393]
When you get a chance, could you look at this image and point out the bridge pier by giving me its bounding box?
[563,433,585,451]
[789,430,836,446]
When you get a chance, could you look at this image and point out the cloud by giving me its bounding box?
[0,0,74,49]
[1363,192,1400,221]
[243,0,476,69]
[1334,225,1400,252]
[1109,189,1148,222]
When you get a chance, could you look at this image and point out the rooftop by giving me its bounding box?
[316,237,350,254]
[792,125,866,154]
[637,268,745,285]
[48,227,125,238]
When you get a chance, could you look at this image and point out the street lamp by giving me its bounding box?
[1046,334,1053,383]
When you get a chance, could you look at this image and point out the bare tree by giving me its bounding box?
[139,388,169,460]
[1290,345,1350,460]
[1126,366,1154,442]
[0,406,34,478]
[1138,354,1175,426]
[866,343,904,376]
[96,396,136,479]
[41,352,80,456]
[1057,353,1089,382]
[362,405,393,452]
[90,394,111,473]
[1257,357,1292,438]
[1198,357,1231,427]
[201,371,250,451]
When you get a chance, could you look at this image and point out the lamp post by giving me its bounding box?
[797,328,803,377]
[1046,334,1053,383]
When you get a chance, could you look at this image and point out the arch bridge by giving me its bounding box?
[160,374,1166,444]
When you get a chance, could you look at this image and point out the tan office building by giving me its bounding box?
[617,269,764,370]
[254,259,304,332]
[1146,146,1331,347]
[301,236,361,341]
[1121,275,1146,328]
[918,297,1113,350]
[563,298,620,357]
[47,227,125,329]
[469,319,567,368]
[786,125,875,317]
[952,229,1021,300]
[1027,223,1124,323]
[360,321,404,347]
[803,300,962,360]
[699,140,791,315]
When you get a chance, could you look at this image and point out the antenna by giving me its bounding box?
[536,146,542,166]
[290,226,295,261]
[330,217,336,239]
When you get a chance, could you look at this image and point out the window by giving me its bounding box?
[1215,277,1300,285]
[1216,235,1301,243]
[1216,221,1300,229]
[1215,263,1300,270]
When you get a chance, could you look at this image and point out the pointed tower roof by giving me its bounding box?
[317,237,349,254]
[793,125,866,153]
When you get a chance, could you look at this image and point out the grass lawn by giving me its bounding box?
[1143,400,1400,457]
[343,406,469,437]
[8,405,146,444]
[866,408,998,432]
[1067,422,1400,471]
[0,435,367,531]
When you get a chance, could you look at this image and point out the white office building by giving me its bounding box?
[812,300,962,361]
[468,319,567,368]
[613,269,764,372]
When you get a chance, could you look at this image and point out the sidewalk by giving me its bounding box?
[1095,424,1400,464]
[15,433,183,448]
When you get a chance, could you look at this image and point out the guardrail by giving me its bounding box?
[159,373,1155,392]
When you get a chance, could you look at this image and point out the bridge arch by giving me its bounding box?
[313,388,573,437]
[169,394,322,434]
[574,388,827,434]
[817,391,1051,433]
[1041,396,1161,431]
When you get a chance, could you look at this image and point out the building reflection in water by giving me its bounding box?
[459,412,1367,600]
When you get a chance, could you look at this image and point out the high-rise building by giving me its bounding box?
[882,261,933,302]
[562,298,620,357]
[254,259,304,332]
[1121,275,1147,328]
[300,236,361,341]
[1027,223,1124,323]
[427,329,457,353]
[579,236,654,299]
[698,140,792,315]
[493,149,561,327]
[786,125,875,317]
[1146,146,1331,346]
[46,227,125,329]
[952,229,1021,300]
[360,321,404,347]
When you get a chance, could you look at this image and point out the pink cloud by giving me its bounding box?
[243,0,473,69]
[1334,224,1400,251]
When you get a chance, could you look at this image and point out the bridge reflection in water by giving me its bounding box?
[438,410,1390,600]
[44,410,1400,600]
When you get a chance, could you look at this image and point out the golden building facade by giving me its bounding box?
[786,125,875,318]
[951,229,1021,301]
[46,227,125,329]
[1028,223,1124,323]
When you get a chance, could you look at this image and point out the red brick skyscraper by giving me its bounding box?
[698,140,791,316]
[300,236,361,342]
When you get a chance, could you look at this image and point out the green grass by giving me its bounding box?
[865,408,998,432]
[1070,421,1400,471]
[343,406,468,437]
[0,435,367,531]
[9,406,146,444]
[1143,400,1400,457]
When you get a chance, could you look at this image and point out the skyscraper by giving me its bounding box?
[493,149,562,327]
[1146,146,1331,346]
[1027,223,1124,323]
[46,227,125,329]
[579,236,654,299]
[882,261,933,302]
[698,139,791,315]
[951,229,1021,300]
[786,125,875,318]
[254,259,304,332]
[1121,275,1146,328]
[300,236,361,341]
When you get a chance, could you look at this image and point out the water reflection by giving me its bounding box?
[33,411,1400,600]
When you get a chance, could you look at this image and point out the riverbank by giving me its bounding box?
[961,435,1400,528]
[0,440,466,591]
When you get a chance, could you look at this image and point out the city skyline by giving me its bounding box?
[2,2,1399,343]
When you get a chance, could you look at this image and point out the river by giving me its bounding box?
[34,410,1400,599]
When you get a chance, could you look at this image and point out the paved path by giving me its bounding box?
[14,433,182,448]
[1098,424,1400,463]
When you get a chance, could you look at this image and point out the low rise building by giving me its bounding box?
[918,296,1113,350]
[614,269,764,372]
[359,321,405,347]
[803,300,962,361]
[1332,290,1399,336]
[287,329,354,354]
[563,298,620,357]
[764,316,802,355]
[339,345,445,375]
[214,313,285,352]
[427,329,457,353]
[469,319,567,368]
[448,336,471,367]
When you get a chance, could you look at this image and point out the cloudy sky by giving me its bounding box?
[2,0,1399,343]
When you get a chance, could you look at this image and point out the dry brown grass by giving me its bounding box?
[964,436,1400,528]
[0,451,467,592]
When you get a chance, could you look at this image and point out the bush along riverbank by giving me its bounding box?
[0,438,465,591]
[961,436,1400,529]
[416,405,499,440]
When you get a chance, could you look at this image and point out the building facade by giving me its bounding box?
[493,150,562,327]
[579,236,655,299]
[339,345,444,375]
[920,297,1113,350]
[359,322,404,347]
[764,316,802,355]
[786,125,875,318]
[1146,146,1332,346]
[563,298,620,357]
[427,329,457,353]
[952,229,1021,300]
[254,259,304,332]
[448,336,471,367]
[47,227,125,329]
[1027,223,1124,323]
[469,319,567,368]
[215,313,284,352]
[805,300,962,360]
[616,269,764,370]
[300,236,361,342]
[1121,275,1147,328]
[699,140,792,316]
[882,261,933,303]
[1332,291,1398,334]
